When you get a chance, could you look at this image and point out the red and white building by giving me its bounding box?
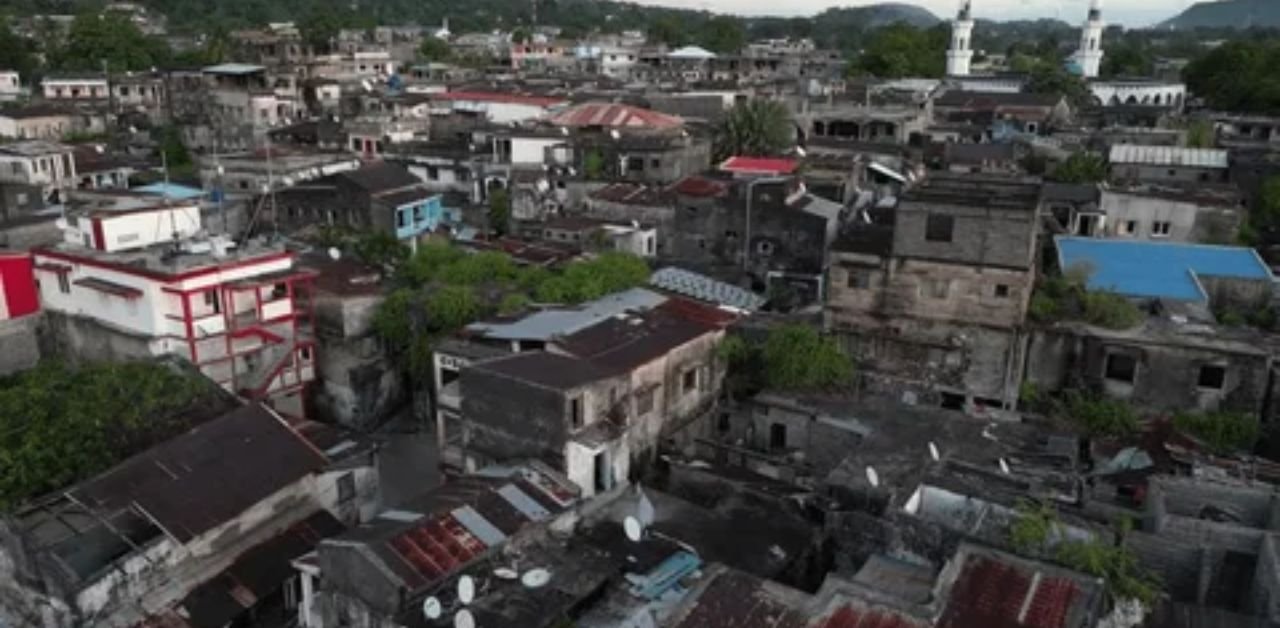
[32,195,317,417]
[0,251,38,321]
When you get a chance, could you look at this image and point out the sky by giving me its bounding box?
[627,0,1193,28]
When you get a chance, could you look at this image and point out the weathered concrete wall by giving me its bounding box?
[0,315,40,376]
[1253,535,1280,621]
[313,335,404,430]
[669,184,830,277]
[37,310,160,364]
[460,368,583,465]
[1099,190,1241,243]
[1025,328,1271,415]
[893,203,1036,270]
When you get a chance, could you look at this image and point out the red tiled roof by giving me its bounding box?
[720,156,800,175]
[387,514,488,587]
[671,175,730,198]
[548,102,683,130]
[433,91,565,107]
[939,556,1079,628]
[818,605,925,628]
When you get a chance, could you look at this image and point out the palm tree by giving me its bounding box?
[713,99,794,161]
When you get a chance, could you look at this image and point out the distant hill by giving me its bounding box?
[1161,0,1280,30]
[812,3,941,30]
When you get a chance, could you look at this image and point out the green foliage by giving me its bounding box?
[50,12,172,72]
[418,36,452,62]
[647,16,687,48]
[157,125,192,169]
[1048,152,1108,184]
[1185,119,1216,149]
[760,324,853,392]
[498,293,530,315]
[1025,61,1090,107]
[1030,269,1143,330]
[298,8,342,52]
[510,27,531,45]
[583,149,606,180]
[1055,539,1160,605]
[1184,39,1280,115]
[534,252,651,304]
[353,231,409,269]
[846,23,947,79]
[1101,40,1153,79]
[0,361,210,510]
[1010,499,1060,554]
[1174,411,1260,454]
[1059,390,1140,437]
[698,16,745,54]
[424,285,483,332]
[0,19,37,78]
[1254,175,1280,233]
[713,99,793,162]
[1018,380,1042,408]
[488,189,511,237]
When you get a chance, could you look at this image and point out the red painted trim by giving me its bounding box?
[180,292,196,363]
[32,249,295,283]
[0,256,38,319]
[91,218,105,251]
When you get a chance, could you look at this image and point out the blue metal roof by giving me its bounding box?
[134,182,205,201]
[1055,236,1272,302]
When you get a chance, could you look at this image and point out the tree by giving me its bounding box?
[1048,152,1107,184]
[760,325,853,391]
[1025,61,1090,107]
[0,20,36,78]
[1186,119,1215,149]
[52,12,171,72]
[583,149,606,180]
[419,36,452,62]
[157,125,192,169]
[299,8,342,53]
[487,188,511,236]
[1101,41,1153,79]
[510,27,531,45]
[847,23,948,79]
[1253,175,1280,235]
[699,16,745,54]
[647,15,686,48]
[1184,39,1280,115]
[353,231,409,269]
[713,99,793,162]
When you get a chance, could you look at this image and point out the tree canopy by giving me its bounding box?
[719,325,853,394]
[1184,38,1280,115]
[1048,152,1108,184]
[846,23,948,79]
[50,12,172,72]
[418,36,452,62]
[0,361,213,510]
[713,99,794,162]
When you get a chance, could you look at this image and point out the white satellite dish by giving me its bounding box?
[624,515,643,542]
[999,458,1011,475]
[521,568,551,588]
[328,247,341,261]
[423,596,442,619]
[457,575,474,605]
[493,567,519,580]
[793,146,807,157]
[609,129,621,140]
[865,466,879,488]
[559,126,569,136]
[454,609,475,628]
[928,442,940,462]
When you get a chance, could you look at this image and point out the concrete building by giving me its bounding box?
[800,102,929,145]
[32,198,319,417]
[825,174,1041,409]
[270,161,445,246]
[0,402,378,628]
[1071,0,1105,79]
[1097,184,1242,243]
[435,288,732,495]
[0,70,20,100]
[0,141,77,204]
[933,90,1071,135]
[0,104,80,140]
[1108,144,1229,185]
[426,91,566,125]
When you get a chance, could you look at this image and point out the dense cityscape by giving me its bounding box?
[1,0,1279,627]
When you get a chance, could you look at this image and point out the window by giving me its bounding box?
[682,369,697,394]
[757,240,775,255]
[56,273,70,294]
[272,282,287,299]
[1152,221,1171,237]
[396,208,409,228]
[1118,220,1137,236]
[1104,353,1137,383]
[570,395,583,428]
[204,289,221,314]
[925,213,954,243]
[636,388,656,415]
[994,284,1010,298]
[1198,365,1226,390]
[337,473,355,503]
[847,269,871,289]
[650,159,660,169]
[627,156,645,171]
[769,423,787,450]
[426,165,440,180]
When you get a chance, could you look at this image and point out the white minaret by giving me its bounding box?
[1074,0,1105,79]
[946,1,975,77]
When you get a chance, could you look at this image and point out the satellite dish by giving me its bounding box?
[521,568,551,588]
[793,146,807,157]
[457,575,474,605]
[454,609,475,628]
[928,442,940,462]
[609,129,621,140]
[493,567,518,580]
[423,596,442,619]
[865,466,879,488]
[559,126,569,136]
[999,458,1011,475]
[327,246,341,260]
[624,515,643,542]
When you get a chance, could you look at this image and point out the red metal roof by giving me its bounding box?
[818,605,925,628]
[433,91,565,107]
[387,513,488,587]
[720,156,800,175]
[938,555,1079,628]
[548,102,684,130]
[670,175,730,198]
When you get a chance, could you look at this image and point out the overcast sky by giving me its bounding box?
[627,0,1192,28]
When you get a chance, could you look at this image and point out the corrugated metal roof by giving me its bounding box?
[1107,144,1228,169]
[466,287,667,341]
[1056,236,1272,302]
[202,63,266,75]
[649,266,765,312]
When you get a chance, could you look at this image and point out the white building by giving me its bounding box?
[946,1,975,77]
[41,75,109,101]
[0,141,77,203]
[0,70,21,100]
[32,197,319,417]
[1072,0,1105,79]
